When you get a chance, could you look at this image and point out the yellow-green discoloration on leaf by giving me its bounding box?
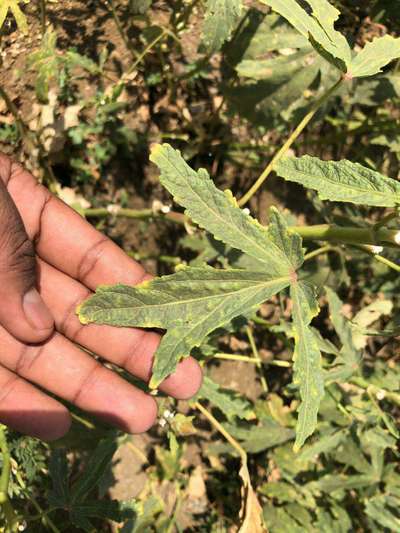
[78,268,291,388]
[291,281,324,451]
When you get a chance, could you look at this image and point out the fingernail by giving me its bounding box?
[23,288,54,331]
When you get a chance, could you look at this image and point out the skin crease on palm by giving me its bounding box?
[0,154,202,441]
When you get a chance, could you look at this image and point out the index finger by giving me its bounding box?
[4,156,148,288]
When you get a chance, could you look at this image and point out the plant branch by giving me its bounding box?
[291,224,400,247]
[0,425,17,530]
[303,245,340,262]
[246,326,268,393]
[238,77,344,207]
[83,206,186,225]
[195,401,247,464]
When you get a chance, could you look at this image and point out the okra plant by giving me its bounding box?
[78,0,400,451]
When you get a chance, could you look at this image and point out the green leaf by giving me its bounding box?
[150,144,303,277]
[365,494,400,531]
[202,0,243,53]
[276,155,400,207]
[351,298,393,349]
[194,376,254,421]
[80,144,303,387]
[325,288,361,382]
[78,267,291,388]
[348,35,400,78]
[290,281,324,451]
[297,429,347,462]
[71,500,136,531]
[227,12,336,127]
[224,417,295,453]
[48,450,70,507]
[259,0,351,70]
[71,438,117,503]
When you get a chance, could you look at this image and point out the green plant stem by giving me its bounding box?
[195,402,247,463]
[0,86,29,142]
[124,29,167,78]
[350,377,400,407]
[303,245,339,262]
[214,353,291,367]
[83,206,186,225]
[0,425,17,530]
[39,0,46,35]
[353,244,400,273]
[13,468,60,533]
[238,77,344,207]
[291,224,400,247]
[246,326,268,393]
[128,251,181,265]
[106,0,139,62]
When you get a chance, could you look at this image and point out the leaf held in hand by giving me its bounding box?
[78,267,291,388]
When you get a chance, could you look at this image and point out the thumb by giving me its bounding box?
[0,179,54,343]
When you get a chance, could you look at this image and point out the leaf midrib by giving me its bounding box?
[88,276,290,313]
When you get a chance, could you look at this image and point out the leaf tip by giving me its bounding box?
[149,143,167,163]
[76,304,91,325]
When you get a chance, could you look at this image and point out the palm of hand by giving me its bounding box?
[0,155,202,440]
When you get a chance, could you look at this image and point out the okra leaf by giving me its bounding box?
[70,500,136,532]
[78,267,291,388]
[348,35,400,78]
[71,438,117,504]
[259,0,351,70]
[150,143,303,277]
[193,376,255,421]
[201,0,243,53]
[290,281,324,451]
[276,155,400,207]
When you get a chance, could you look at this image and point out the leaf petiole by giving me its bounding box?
[238,77,344,207]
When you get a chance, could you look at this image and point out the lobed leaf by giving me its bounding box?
[259,0,351,70]
[348,35,400,78]
[276,155,400,207]
[150,143,303,277]
[78,267,291,387]
[202,0,243,53]
[291,281,324,451]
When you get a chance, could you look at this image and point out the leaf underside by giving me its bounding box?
[276,155,400,207]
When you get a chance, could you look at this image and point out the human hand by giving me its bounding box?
[0,155,202,440]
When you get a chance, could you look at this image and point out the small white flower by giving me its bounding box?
[159,418,167,428]
[161,205,171,214]
[395,231,400,246]
[370,245,383,254]
[376,389,386,401]
[106,204,121,215]
[163,409,175,419]
[242,208,250,216]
